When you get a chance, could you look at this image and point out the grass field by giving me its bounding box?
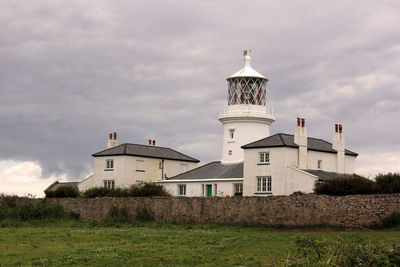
[1,221,400,266]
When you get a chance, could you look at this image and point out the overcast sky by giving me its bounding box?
[1,0,400,196]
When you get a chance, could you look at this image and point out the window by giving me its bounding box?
[229,129,235,139]
[259,152,270,163]
[104,180,115,189]
[228,150,232,155]
[234,183,243,196]
[257,176,272,192]
[106,159,114,169]
[178,184,186,196]
[214,184,218,196]
[136,160,145,172]
[318,160,322,169]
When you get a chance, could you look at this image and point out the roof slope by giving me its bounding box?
[166,161,243,180]
[241,133,358,156]
[92,143,200,163]
[303,169,354,181]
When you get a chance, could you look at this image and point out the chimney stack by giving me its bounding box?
[332,123,345,173]
[294,117,308,169]
[107,131,118,149]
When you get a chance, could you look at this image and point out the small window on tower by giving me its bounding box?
[318,160,322,169]
[228,150,232,155]
[229,129,235,139]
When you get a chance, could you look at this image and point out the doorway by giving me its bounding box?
[206,184,212,197]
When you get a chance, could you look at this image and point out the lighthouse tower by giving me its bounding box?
[219,51,275,164]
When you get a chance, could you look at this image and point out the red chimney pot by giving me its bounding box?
[109,133,112,140]
[339,124,343,134]
[301,118,305,128]
[148,139,152,145]
[335,124,338,133]
[297,117,300,127]
[152,140,156,146]
[113,132,117,140]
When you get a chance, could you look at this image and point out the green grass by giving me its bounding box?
[1,221,400,266]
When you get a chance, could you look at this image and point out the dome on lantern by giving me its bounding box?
[228,51,268,80]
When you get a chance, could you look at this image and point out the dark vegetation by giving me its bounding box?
[314,172,400,195]
[45,185,79,198]
[0,194,79,224]
[45,183,169,198]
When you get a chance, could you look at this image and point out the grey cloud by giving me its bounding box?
[1,0,400,180]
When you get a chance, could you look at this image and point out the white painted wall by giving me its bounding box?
[219,105,275,164]
[78,155,198,192]
[243,146,357,196]
[161,179,243,197]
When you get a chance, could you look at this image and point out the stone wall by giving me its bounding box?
[40,194,400,227]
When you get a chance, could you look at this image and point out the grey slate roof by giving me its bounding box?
[92,143,200,163]
[241,133,358,156]
[302,169,354,181]
[166,161,243,180]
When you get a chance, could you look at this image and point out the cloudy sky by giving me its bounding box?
[1,0,400,196]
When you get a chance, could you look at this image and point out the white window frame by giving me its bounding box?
[214,184,218,196]
[106,159,114,169]
[259,152,270,163]
[178,184,186,196]
[104,180,115,189]
[256,176,272,193]
[233,183,243,196]
[201,184,205,196]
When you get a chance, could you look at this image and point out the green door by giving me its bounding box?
[206,185,212,197]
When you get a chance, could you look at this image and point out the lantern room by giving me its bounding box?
[226,50,268,106]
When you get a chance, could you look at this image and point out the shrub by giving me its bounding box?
[371,211,400,229]
[45,186,79,198]
[291,191,306,196]
[82,187,130,198]
[314,175,376,195]
[102,207,131,225]
[135,207,154,222]
[82,183,170,198]
[375,172,400,193]
[129,183,170,197]
[0,198,79,222]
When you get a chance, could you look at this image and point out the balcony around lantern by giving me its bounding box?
[218,104,275,124]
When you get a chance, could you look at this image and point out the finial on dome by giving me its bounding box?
[243,49,251,67]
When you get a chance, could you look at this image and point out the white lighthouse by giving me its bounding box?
[219,50,275,164]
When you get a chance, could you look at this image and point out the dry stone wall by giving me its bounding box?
[42,194,400,227]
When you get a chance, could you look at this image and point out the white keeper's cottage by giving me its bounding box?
[47,51,358,196]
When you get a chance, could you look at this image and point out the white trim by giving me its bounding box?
[286,165,318,179]
[158,178,243,183]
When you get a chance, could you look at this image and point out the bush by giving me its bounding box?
[375,172,400,193]
[0,198,79,222]
[287,235,400,266]
[371,211,400,229]
[45,186,79,198]
[82,187,130,198]
[129,183,170,197]
[102,207,131,225]
[82,183,170,198]
[314,175,376,195]
[291,191,306,196]
[135,207,154,222]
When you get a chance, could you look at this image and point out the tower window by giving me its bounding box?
[257,176,272,192]
[318,160,322,169]
[229,129,235,139]
[228,150,232,155]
